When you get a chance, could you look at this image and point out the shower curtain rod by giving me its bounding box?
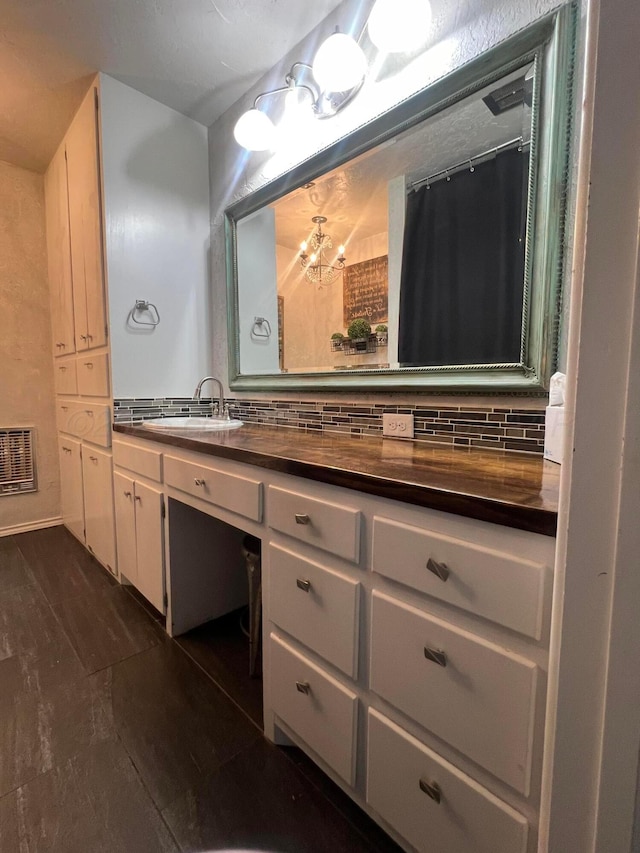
[409,136,529,191]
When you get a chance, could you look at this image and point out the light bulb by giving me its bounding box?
[368,0,432,53]
[233,108,276,151]
[300,241,307,251]
[310,253,317,263]
[284,85,314,117]
[312,32,367,93]
[338,245,345,255]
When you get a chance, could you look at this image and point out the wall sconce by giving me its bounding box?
[233,0,432,153]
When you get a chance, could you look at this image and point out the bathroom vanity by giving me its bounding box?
[113,420,557,853]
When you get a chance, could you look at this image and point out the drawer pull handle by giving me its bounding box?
[426,557,449,582]
[62,447,71,454]
[194,478,206,487]
[84,410,94,416]
[419,779,442,804]
[424,647,447,667]
[296,578,311,593]
[295,681,311,695]
[59,366,66,372]
[61,406,68,411]
[295,513,310,525]
[89,456,98,463]
[85,362,94,369]
[124,491,132,498]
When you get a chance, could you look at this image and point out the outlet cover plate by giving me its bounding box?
[383,413,414,439]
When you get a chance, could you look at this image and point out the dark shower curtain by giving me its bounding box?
[398,147,529,366]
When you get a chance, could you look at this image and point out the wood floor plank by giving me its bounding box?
[70,740,179,853]
[162,737,400,853]
[0,536,35,593]
[16,526,116,606]
[0,657,113,798]
[107,639,261,810]
[52,585,164,674]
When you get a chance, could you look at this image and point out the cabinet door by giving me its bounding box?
[82,446,116,574]
[58,437,84,541]
[114,471,137,586]
[133,480,165,613]
[45,145,76,356]
[66,84,107,351]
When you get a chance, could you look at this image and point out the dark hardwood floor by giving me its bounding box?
[0,526,402,853]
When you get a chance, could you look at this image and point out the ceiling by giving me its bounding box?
[0,0,345,173]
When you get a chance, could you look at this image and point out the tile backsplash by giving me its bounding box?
[114,396,546,454]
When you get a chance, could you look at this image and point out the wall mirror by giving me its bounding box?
[225,7,575,392]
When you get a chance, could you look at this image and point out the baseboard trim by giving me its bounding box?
[0,516,64,538]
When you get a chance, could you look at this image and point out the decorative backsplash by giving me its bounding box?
[114,397,546,454]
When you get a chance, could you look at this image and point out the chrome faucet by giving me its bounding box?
[193,376,228,419]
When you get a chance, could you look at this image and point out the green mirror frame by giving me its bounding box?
[225,4,576,393]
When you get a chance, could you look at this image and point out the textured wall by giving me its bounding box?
[0,160,60,531]
[208,0,585,402]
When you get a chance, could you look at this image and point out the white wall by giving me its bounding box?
[99,74,211,398]
[0,160,60,534]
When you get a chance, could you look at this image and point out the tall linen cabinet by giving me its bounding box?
[44,74,211,582]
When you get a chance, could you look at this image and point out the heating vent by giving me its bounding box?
[0,428,37,496]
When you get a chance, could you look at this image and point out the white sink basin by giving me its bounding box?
[142,416,243,431]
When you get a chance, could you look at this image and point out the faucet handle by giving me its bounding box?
[223,403,231,421]
[212,402,220,416]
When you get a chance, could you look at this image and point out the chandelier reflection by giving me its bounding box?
[299,216,346,284]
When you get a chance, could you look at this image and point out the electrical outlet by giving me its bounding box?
[382,413,414,439]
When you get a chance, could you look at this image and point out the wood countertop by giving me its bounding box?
[113,422,559,536]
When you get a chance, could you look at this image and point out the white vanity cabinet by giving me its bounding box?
[81,445,116,573]
[112,437,165,612]
[110,430,556,853]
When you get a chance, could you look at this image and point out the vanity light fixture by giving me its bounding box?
[299,216,346,284]
[233,30,367,152]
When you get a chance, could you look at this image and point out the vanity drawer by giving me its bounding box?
[370,591,537,794]
[54,359,77,395]
[372,516,547,639]
[270,633,358,785]
[268,543,360,678]
[77,352,110,397]
[57,400,111,447]
[164,454,262,522]
[113,438,162,482]
[268,485,361,563]
[367,709,528,853]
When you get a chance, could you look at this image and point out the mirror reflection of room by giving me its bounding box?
[248,62,533,376]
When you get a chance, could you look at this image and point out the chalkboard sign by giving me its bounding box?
[343,255,388,327]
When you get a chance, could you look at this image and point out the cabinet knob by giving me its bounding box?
[85,362,94,369]
[296,578,311,593]
[80,334,87,341]
[295,513,310,525]
[84,410,94,416]
[194,478,205,487]
[426,557,449,582]
[89,455,98,463]
[59,366,66,372]
[134,495,141,502]
[295,681,311,695]
[419,779,442,804]
[124,490,132,498]
[424,647,447,667]
[86,334,93,341]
